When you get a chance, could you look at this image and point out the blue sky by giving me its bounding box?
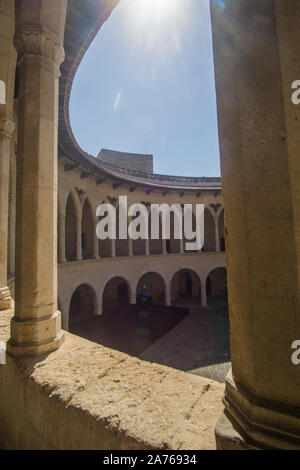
[70,0,220,177]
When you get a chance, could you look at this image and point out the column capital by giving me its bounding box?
[15,27,65,67]
[0,117,15,140]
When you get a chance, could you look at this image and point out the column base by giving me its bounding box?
[7,311,65,358]
[0,287,13,311]
[215,409,258,450]
[215,371,300,450]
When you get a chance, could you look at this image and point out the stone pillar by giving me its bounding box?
[201,280,207,308]
[215,216,220,253]
[8,141,16,276]
[76,214,82,261]
[128,237,133,257]
[129,291,136,305]
[179,237,184,254]
[111,239,116,258]
[0,0,17,310]
[58,212,66,263]
[7,0,67,357]
[211,0,300,449]
[165,288,171,307]
[95,301,102,316]
[0,120,15,309]
[93,229,99,259]
[145,238,150,256]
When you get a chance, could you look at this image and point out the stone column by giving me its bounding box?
[215,216,220,253]
[95,301,103,316]
[179,237,184,254]
[58,212,66,263]
[76,214,82,261]
[128,237,133,257]
[211,0,300,449]
[0,0,17,310]
[7,0,67,357]
[129,291,136,305]
[145,238,150,256]
[93,229,99,259]
[8,140,16,277]
[165,288,171,307]
[201,280,207,308]
[0,119,15,310]
[111,239,116,258]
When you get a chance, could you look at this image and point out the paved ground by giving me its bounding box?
[70,304,189,357]
[140,298,231,383]
[71,298,231,383]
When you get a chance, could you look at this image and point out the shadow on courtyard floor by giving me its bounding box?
[69,304,189,357]
[140,299,231,383]
[70,297,231,383]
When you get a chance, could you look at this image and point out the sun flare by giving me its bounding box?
[132,0,182,28]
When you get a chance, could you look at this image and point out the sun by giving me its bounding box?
[133,0,181,27]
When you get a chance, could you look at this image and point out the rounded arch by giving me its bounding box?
[170,268,201,303]
[206,267,227,304]
[102,276,131,313]
[136,271,166,306]
[149,212,163,255]
[65,192,78,261]
[203,207,216,252]
[69,283,97,328]
[116,204,129,257]
[218,208,225,252]
[81,196,95,259]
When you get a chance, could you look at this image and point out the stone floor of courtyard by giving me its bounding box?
[70,304,190,356]
[140,298,231,383]
[70,297,231,383]
[0,307,224,450]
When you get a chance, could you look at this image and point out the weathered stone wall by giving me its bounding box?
[0,310,224,450]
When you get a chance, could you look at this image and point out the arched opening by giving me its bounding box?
[116,206,129,256]
[171,269,201,305]
[131,206,147,256]
[183,210,197,253]
[136,272,165,305]
[98,205,113,258]
[206,267,227,305]
[102,276,130,313]
[166,211,181,254]
[65,193,77,261]
[69,284,96,328]
[149,213,163,255]
[81,198,94,259]
[219,209,225,252]
[203,208,216,252]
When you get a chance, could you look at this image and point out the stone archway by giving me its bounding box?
[81,198,94,260]
[203,208,216,252]
[171,269,201,304]
[206,267,227,305]
[136,272,165,305]
[65,193,77,261]
[218,209,225,252]
[102,276,130,313]
[69,283,96,328]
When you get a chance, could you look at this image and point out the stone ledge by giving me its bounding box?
[0,309,224,449]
